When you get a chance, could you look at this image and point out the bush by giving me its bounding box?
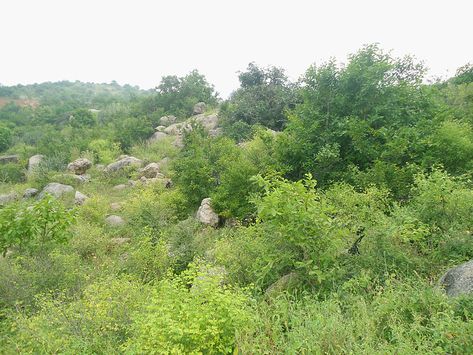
[0,196,75,256]
[0,162,25,183]
[125,263,254,354]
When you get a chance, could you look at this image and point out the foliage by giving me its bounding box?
[0,123,12,152]
[125,263,254,354]
[0,196,75,255]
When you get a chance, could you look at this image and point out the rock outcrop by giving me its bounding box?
[196,198,219,227]
[439,259,473,297]
[39,183,74,199]
[67,158,92,175]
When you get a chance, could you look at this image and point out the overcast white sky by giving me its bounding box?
[0,0,472,97]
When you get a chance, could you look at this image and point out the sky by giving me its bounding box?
[0,0,472,97]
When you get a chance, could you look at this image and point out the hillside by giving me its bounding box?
[1,46,473,353]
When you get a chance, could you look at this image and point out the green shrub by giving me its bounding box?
[0,162,25,183]
[0,196,75,256]
[125,263,254,354]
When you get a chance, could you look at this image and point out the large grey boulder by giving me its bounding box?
[39,183,74,199]
[28,154,44,173]
[23,188,39,199]
[105,215,125,227]
[0,155,19,164]
[149,131,168,143]
[196,198,219,227]
[67,158,92,175]
[0,192,18,205]
[439,260,473,297]
[105,156,142,173]
[193,102,206,115]
[138,163,161,178]
[159,115,177,126]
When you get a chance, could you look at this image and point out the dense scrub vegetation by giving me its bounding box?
[1,45,473,353]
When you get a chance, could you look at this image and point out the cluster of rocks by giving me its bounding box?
[110,157,172,190]
[148,102,220,148]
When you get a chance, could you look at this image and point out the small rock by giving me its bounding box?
[23,188,39,199]
[75,191,88,205]
[138,163,161,178]
[0,155,19,164]
[68,174,91,183]
[193,102,206,115]
[67,158,92,175]
[265,272,300,297]
[196,198,219,227]
[105,215,125,227]
[155,125,166,132]
[164,122,192,136]
[95,164,105,171]
[39,183,74,199]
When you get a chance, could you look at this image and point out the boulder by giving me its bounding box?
[159,115,177,126]
[149,131,168,143]
[28,154,44,173]
[23,188,39,199]
[75,191,88,205]
[39,183,74,199]
[71,174,91,183]
[193,113,219,131]
[105,215,125,227]
[155,125,166,132]
[193,102,206,115]
[105,156,142,173]
[439,260,473,297]
[0,192,18,205]
[196,198,219,227]
[138,163,161,178]
[0,155,19,164]
[67,158,92,175]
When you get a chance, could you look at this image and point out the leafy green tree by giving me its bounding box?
[221,63,296,138]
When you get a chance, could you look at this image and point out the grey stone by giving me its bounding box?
[193,102,206,115]
[110,202,123,211]
[149,131,168,143]
[110,237,131,246]
[39,183,74,199]
[0,192,18,205]
[23,188,39,199]
[75,191,88,205]
[159,115,177,126]
[105,156,143,173]
[196,198,219,227]
[265,272,301,297]
[439,259,473,297]
[28,154,44,173]
[105,215,125,227]
[138,163,161,178]
[67,158,92,175]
